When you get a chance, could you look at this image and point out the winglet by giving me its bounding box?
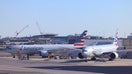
[113,32,118,46]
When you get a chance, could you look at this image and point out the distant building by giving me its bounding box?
[127,33,132,39]
[123,33,132,49]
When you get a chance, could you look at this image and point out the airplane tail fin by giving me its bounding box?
[113,32,119,46]
[74,30,87,47]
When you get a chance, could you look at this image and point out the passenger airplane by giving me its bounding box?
[5,30,87,60]
[78,32,119,61]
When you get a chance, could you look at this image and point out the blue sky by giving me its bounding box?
[0,0,132,38]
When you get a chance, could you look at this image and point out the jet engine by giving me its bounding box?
[109,52,119,61]
[39,51,49,58]
[78,53,84,59]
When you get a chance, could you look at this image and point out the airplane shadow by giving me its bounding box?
[60,59,107,63]
[28,65,132,74]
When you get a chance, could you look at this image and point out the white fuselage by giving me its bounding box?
[5,44,83,54]
[82,44,119,57]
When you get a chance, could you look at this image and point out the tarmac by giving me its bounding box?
[0,57,132,74]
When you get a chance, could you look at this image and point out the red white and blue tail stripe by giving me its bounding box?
[74,30,87,47]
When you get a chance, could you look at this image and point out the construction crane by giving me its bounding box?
[36,21,43,35]
[16,25,29,37]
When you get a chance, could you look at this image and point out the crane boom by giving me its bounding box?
[36,22,43,35]
[16,25,29,37]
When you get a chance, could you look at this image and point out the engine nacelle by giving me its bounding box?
[109,52,119,61]
[39,51,49,57]
[78,53,84,59]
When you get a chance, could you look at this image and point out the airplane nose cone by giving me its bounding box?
[82,49,88,57]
